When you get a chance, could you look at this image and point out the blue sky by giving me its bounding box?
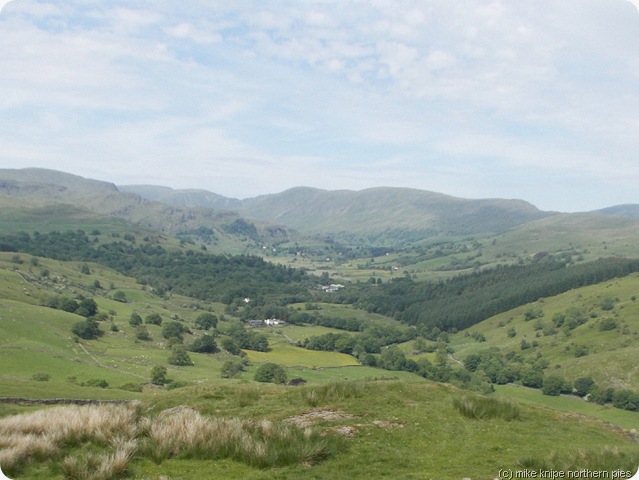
[1,0,638,212]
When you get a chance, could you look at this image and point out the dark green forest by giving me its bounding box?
[0,230,310,303]
[4,230,639,336]
[345,257,639,332]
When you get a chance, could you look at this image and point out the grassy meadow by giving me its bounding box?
[0,380,637,480]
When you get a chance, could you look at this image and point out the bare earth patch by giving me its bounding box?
[372,419,403,428]
[284,410,356,428]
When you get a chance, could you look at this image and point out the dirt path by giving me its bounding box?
[448,353,465,368]
[77,342,147,380]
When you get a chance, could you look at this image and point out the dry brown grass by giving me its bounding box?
[0,402,142,479]
[61,437,138,480]
[0,402,340,478]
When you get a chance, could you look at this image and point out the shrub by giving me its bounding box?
[600,297,615,311]
[574,377,595,397]
[573,345,589,357]
[113,290,127,303]
[84,379,109,388]
[195,312,218,330]
[222,338,242,355]
[520,368,544,388]
[168,345,193,366]
[162,321,188,341]
[254,363,287,384]
[542,375,568,396]
[611,389,639,411]
[72,319,103,340]
[588,385,613,405]
[135,325,151,341]
[76,298,98,317]
[31,372,51,382]
[188,334,217,353]
[129,312,142,326]
[220,358,247,379]
[151,365,167,385]
[166,380,188,390]
[145,313,162,326]
[599,318,617,331]
[119,382,143,392]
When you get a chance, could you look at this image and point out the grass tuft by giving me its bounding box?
[300,381,366,407]
[452,394,521,421]
[518,446,639,472]
[0,402,341,476]
[145,406,342,468]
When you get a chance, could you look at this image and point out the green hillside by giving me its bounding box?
[0,252,377,400]
[1,169,639,479]
[0,169,295,254]
[452,273,639,390]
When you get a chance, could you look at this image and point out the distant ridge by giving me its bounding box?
[118,185,241,210]
[597,204,639,219]
[233,186,554,237]
[120,183,555,241]
[0,168,291,249]
[0,168,118,193]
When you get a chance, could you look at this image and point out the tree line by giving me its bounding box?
[0,230,311,304]
[348,257,639,332]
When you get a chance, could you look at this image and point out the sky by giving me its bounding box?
[1,1,639,212]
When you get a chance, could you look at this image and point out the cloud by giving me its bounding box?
[0,0,12,14]
[0,1,638,211]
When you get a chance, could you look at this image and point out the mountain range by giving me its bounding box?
[1,167,638,250]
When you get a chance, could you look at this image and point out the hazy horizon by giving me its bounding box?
[1,1,639,212]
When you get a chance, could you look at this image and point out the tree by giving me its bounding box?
[75,298,98,318]
[145,313,162,326]
[612,389,639,411]
[195,312,218,330]
[168,344,193,366]
[573,377,595,397]
[464,354,481,372]
[220,358,247,378]
[129,312,143,326]
[72,318,102,340]
[151,365,167,385]
[589,385,613,405]
[221,338,242,355]
[520,367,544,389]
[188,334,217,353]
[113,291,127,303]
[58,297,79,313]
[380,346,409,371]
[254,362,287,384]
[135,325,151,341]
[162,321,187,341]
[542,375,567,396]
